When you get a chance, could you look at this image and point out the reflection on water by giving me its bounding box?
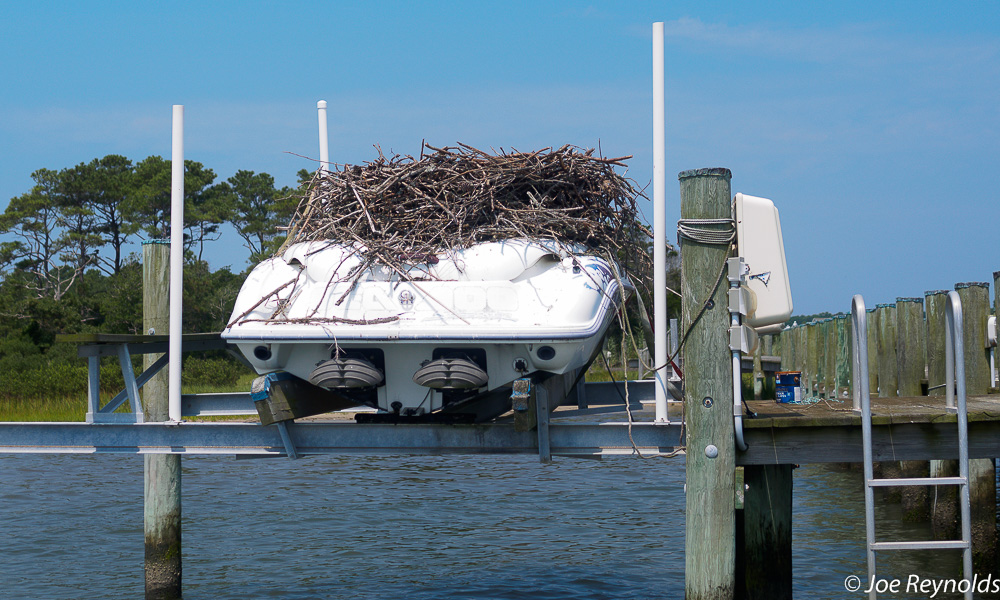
[0,454,983,599]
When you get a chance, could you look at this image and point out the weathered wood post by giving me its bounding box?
[876,303,898,397]
[835,315,850,398]
[867,308,879,398]
[679,168,735,600]
[776,329,788,372]
[873,304,903,497]
[788,326,799,378]
[806,322,819,397]
[763,335,774,399]
[743,464,792,600]
[926,290,949,396]
[813,321,824,397]
[824,319,836,399]
[896,297,925,397]
[816,320,827,397]
[954,282,996,573]
[143,241,182,600]
[927,290,959,538]
[795,325,805,393]
[955,282,992,392]
[895,297,929,521]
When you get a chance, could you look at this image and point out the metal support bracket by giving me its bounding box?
[729,324,759,354]
[535,384,552,463]
[728,286,753,317]
[275,421,299,460]
[729,257,749,452]
[87,344,160,423]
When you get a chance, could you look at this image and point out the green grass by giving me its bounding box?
[0,396,87,422]
[0,373,260,422]
[585,362,648,383]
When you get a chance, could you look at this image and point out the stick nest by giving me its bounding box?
[282,142,657,291]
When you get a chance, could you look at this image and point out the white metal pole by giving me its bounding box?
[317,100,330,173]
[652,22,668,423]
[168,105,184,422]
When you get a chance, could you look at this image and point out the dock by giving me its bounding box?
[740,395,1000,465]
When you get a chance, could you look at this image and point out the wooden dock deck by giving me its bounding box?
[738,394,1000,465]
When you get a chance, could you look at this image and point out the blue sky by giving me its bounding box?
[2,1,998,316]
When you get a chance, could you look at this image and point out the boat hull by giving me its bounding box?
[223,240,628,417]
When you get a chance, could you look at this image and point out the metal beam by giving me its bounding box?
[181,393,256,416]
[0,422,684,457]
[176,381,656,418]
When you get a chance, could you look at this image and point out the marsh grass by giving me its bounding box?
[0,372,260,422]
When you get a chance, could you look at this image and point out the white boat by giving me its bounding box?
[223,238,630,420]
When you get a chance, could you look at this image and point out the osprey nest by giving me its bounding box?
[281,142,656,291]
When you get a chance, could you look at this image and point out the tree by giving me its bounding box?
[0,168,70,297]
[127,156,220,249]
[61,155,138,275]
[129,155,172,239]
[55,163,103,275]
[186,179,229,262]
[227,170,297,263]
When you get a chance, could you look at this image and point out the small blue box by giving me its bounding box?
[776,385,796,403]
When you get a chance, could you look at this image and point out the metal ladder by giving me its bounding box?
[851,293,972,600]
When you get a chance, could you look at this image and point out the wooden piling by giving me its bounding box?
[894,297,931,521]
[742,465,793,600]
[797,325,807,383]
[955,282,992,394]
[969,459,997,573]
[679,168,735,600]
[898,459,930,522]
[776,330,788,372]
[816,320,827,397]
[876,303,898,397]
[954,282,996,573]
[926,290,955,539]
[925,291,949,396]
[142,241,182,600]
[789,326,800,379]
[895,297,926,397]
[813,321,824,397]
[824,319,836,398]
[835,315,850,398]
[930,459,960,540]
[806,323,819,397]
[866,309,879,397]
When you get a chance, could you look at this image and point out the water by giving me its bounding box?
[0,455,976,599]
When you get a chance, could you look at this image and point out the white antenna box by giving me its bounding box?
[734,193,793,329]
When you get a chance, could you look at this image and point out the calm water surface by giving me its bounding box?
[0,454,976,599]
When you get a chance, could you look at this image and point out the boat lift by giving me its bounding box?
[8,331,685,461]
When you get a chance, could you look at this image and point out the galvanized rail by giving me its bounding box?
[0,420,685,457]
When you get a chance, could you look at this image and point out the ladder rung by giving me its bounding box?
[868,477,967,487]
[871,540,970,551]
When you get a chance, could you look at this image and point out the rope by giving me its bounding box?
[676,218,736,245]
